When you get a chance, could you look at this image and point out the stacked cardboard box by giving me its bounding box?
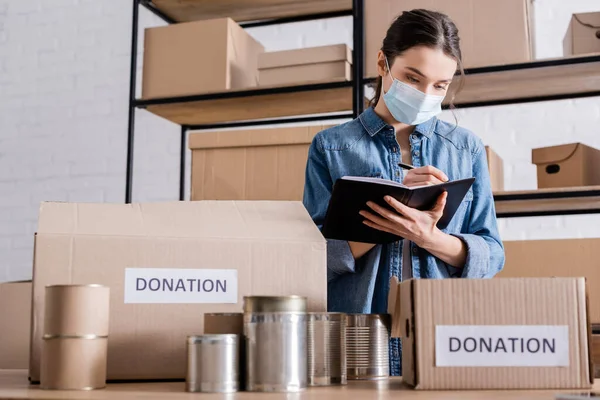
[0,281,31,369]
[188,125,331,201]
[564,12,600,56]
[258,44,352,87]
[365,0,534,77]
[142,18,264,99]
[531,143,600,189]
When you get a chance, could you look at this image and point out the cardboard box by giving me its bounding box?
[189,125,331,201]
[532,143,600,189]
[29,201,326,382]
[564,12,600,56]
[142,18,264,99]
[485,146,504,192]
[499,238,600,324]
[258,44,352,87]
[0,281,31,369]
[389,277,592,390]
[365,0,533,78]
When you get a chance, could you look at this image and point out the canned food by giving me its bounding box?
[307,312,347,386]
[186,334,239,393]
[346,314,390,380]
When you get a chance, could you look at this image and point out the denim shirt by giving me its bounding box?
[302,107,505,376]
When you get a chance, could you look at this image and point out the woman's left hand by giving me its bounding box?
[359,192,447,248]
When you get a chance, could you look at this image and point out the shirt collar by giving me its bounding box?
[358,107,436,138]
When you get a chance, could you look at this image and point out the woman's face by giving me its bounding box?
[377,45,458,97]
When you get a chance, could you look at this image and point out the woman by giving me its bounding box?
[302,9,505,376]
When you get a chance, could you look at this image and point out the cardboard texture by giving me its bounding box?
[189,125,332,201]
[499,238,600,324]
[564,12,600,56]
[365,0,533,78]
[485,146,504,192]
[30,201,327,382]
[142,18,264,99]
[532,143,600,189]
[0,281,32,369]
[389,277,592,390]
[258,44,352,87]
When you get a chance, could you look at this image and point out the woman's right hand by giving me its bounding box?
[403,165,449,187]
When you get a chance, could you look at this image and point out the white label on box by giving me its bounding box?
[435,325,569,367]
[124,268,238,304]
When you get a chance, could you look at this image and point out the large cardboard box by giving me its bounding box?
[365,0,533,78]
[0,281,31,369]
[564,12,600,56]
[499,238,600,324]
[389,277,592,390]
[485,146,504,192]
[189,125,331,201]
[142,18,264,99]
[29,201,326,382]
[258,44,352,87]
[532,143,600,189]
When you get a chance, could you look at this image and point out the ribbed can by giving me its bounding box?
[346,314,390,380]
[186,334,239,393]
[307,312,347,386]
[243,296,307,392]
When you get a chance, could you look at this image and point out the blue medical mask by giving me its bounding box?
[382,58,445,126]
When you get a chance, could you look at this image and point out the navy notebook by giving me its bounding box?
[321,176,476,244]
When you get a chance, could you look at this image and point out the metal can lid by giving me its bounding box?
[346,313,391,327]
[187,334,238,345]
[243,295,307,313]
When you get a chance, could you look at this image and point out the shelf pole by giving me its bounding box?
[125,0,140,204]
[352,0,365,117]
[179,126,188,201]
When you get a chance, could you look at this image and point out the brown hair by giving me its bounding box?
[369,9,465,108]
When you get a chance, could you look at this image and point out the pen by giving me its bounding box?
[398,162,415,170]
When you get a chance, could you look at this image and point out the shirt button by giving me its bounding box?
[414,150,420,157]
[412,246,418,255]
[411,134,417,140]
[392,147,398,153]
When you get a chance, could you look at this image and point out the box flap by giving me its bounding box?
[188,125,325,150]
[573,11,600,29]
[532,143,580,165]
[36,201,324,242]
[258,44,352,69]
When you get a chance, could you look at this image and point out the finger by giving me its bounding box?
[432,191,448,214]
[365,201,405,224]
[412,166,448,182]
[384,196,416,220]
[359,209,398,231]
[403,175,444,187]
[363,219,399,236]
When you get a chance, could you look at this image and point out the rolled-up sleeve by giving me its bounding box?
[302,134,356,281]
[452,140,505,278]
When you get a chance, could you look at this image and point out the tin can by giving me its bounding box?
[307,312,347,386]
[186,334,240,393]
[346,314,390,380]
[40,284,110,390]
[243,296,307,392]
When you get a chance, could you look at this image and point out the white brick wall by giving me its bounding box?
[0,0,599,281]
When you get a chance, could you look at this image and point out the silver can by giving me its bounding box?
[243,296,308,392]
[186,334,239,393]
[307,312,347,386]
[346,314,390,380]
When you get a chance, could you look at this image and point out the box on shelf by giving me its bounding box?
[142,18,264,99]
[258,44,352,87]
[499,238,600,324]
[388,277,592,390]
[29,201,326,382]
[564,12,600,56]
[0,280,31,369]
[188,125,331,201]
[485,146,504,192]
[365,0,534,78]
[531,142,600,189]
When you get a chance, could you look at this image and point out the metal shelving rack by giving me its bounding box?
[126,0,600,218]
